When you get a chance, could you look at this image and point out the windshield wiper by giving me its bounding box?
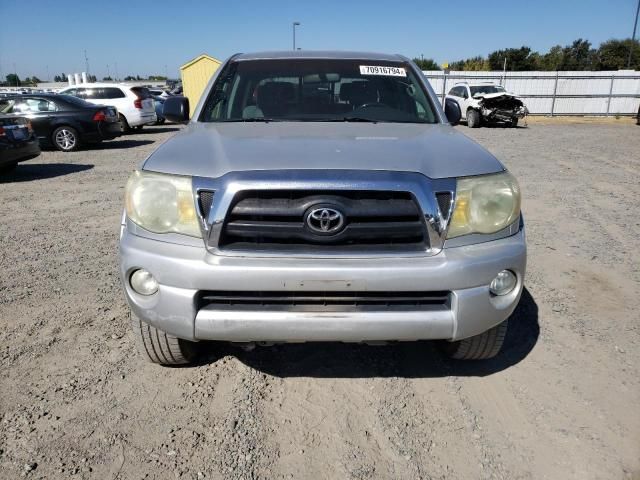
[325,116,378,123]
[220,118,281,123]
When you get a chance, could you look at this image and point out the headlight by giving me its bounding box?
[125,170,200,237]
[447,171,520,239]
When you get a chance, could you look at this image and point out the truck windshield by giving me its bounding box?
[470,85,506,96]
[200,59,438,123]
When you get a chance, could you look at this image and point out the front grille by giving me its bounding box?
[435,192,453,220]
[197,190,214,219]
[198,290,451,312]
[218,190,428,252]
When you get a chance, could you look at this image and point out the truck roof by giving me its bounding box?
[234,50,406,62]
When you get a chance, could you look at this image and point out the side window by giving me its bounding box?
[64,88,77,97]
[102,88,126,99]
[461,87,469,99]
[33,98,57,112]
[82,89,99,99]
[448,87,457,97]
[74,88,88,99]
[12,100,31,113]
[12,99,55,113]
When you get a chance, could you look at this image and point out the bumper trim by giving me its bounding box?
[195,307,454,342]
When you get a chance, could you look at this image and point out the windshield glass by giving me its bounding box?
[200,59,438,123]
[470,85,506,96]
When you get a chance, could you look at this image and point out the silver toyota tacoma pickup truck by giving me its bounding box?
[119,51,526,365]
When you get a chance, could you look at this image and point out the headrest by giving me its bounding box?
[257,82,295,102]
[339,81,377,105]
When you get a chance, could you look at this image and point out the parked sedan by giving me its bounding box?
[0,114,40,172]
[0,94,121,152]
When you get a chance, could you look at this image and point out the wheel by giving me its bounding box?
[509,117,519,128]
[130,313,197,365]
[52,126,80,152]
[467,109,481,128]
[440,319,508,360]
[119,114,131,133]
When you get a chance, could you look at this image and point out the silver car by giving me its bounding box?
[119,51,526,365]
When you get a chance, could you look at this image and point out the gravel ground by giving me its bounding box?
[1,122,638,479]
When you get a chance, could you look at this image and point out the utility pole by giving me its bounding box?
[46,65,49,82]
[628,0,640,68]
[84,50,90,75]
[13,62,18,87]
[107,64,110,80]
[293,21,300,50]
[115,62,119,81]
[502,57,507,86]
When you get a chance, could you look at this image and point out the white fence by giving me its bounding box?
[423,70,640,116]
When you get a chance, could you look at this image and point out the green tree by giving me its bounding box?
[560,39,596,70]
[596,38,640,70]
[6,73,20,86]
[412,57,440,70]
[449,56,490,71]
[102,76,113,81]
[536,45,564,70]
[488,46,537,71]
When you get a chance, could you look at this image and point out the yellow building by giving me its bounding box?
[180,54,222,117]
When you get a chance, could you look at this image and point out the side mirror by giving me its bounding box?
[444,98,461,126]
[163,96,190,123]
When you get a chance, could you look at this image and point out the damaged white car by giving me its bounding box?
[446,82,527,128]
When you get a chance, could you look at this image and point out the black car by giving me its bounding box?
[0,94,121,152]
[0,114,41,172]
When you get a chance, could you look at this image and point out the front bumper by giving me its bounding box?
[119,226,527,343]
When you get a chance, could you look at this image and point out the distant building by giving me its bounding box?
[180,54,222,117]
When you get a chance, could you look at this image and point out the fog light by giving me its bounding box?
[130,269,158,296]
[490,270,517,296]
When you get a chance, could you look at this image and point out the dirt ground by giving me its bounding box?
[1,122,639,480]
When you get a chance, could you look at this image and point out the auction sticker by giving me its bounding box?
[359,65,406,77]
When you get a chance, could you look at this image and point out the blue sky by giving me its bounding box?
[0,0,637,80]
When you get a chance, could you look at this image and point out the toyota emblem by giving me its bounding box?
[306,207,345,235]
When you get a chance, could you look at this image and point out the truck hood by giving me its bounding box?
[143,122,504,180]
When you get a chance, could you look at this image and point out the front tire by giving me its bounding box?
[130,313,197,365]
[52,126,81,152]
[440,319,508,360]
[119,114,131,133]
[467,109,481,128]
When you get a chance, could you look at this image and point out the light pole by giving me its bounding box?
[292,21,300,50]
[628,0,640,68]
